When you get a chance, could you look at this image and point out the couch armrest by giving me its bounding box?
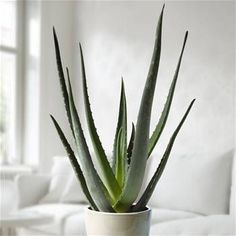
[15,174,51,209]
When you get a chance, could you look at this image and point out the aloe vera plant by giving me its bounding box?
[51,5,195,213]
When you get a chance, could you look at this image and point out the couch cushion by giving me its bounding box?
[19,204,85,235]
[151,208,201,225]
[39,157,72,203]
[150,215,235,235]
[149,151,233,215]
[60,174,87,204]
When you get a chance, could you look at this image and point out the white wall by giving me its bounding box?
[74,1,235,159]
[24,1,235,172]
[23,1,77,171]
[39,0,78,172]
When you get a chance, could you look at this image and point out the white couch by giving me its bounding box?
[15,151,235,236]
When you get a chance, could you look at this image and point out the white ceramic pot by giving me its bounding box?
[85,206,151,236]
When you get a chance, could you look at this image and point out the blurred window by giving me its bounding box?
[0,0,22,164]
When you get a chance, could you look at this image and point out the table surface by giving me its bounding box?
[0,211,54,228]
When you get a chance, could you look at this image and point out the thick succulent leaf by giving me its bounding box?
[114,5,164,212]
[50,115,98,211]
[127,123,135,165]
[79,45,121,202]
[115,128,126,188]
[132,99,196,212]
[66,69,114,212]
[53,28,74,137]
[148,31,188,157]
[112,80,127,174]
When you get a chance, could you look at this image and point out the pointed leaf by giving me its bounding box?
[115,128,126,187]
[66,69,114,212]
[133,99,195,211]
[79,45,121,202]
[112,79,127,174]
[53,28,74,137]
[148,31,188,157]
[114,5,164,212]
[50,115,98,211]
[127,123,135,165]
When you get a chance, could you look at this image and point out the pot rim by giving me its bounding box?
[86,205,151,216]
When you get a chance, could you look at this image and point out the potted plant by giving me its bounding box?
[51,5,195,236]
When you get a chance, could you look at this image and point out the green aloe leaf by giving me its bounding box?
[133,99,195,212]
[50,115,98,211]
[53,28,74,137]
[112,80,127,176]
[148,31,188,157]
[114,5,164,212]
[79,45,121,202]
[127,123,135,165]
[66,68,114,212]
[115,128,126,188]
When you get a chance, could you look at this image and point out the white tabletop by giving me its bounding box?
[0,211,54,228]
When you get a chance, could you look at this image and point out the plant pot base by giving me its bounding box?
[85,206,151,236]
